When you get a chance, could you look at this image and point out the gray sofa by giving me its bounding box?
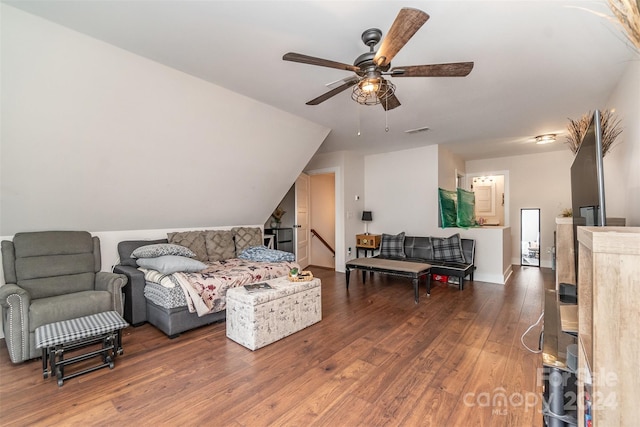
[113,238,228,338]
[376,234,475,290]
[0,231,127,363]
[113,227,295,338]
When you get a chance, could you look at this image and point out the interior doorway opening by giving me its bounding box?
[521,208,540,267]
[309,173,335,269]
[465,171,509,226]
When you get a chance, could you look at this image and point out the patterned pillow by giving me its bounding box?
[232,227,263,255]
[204,230,235,261]
[379,232,406,258]
[238,245,295,262]
[131,243,196,259]
[432,234,466,263]
[167,231,208,262]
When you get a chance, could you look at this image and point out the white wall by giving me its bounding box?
[364,145,440,234]
[1,5,329,236]
[438,145,466,190]
[467,150,573,267]
[603,60,640,226]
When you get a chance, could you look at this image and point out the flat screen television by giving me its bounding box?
[567,110,606,299]
[571,109,607,228]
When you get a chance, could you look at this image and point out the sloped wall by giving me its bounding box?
[0,5,329,236]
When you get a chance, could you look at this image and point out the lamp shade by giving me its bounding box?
[361,211,373,221]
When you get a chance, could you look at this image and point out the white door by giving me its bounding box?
[295,173,310,269]
[474,182,496,217]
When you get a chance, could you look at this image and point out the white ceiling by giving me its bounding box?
[5,0,637,160]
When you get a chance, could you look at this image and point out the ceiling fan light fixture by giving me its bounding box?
[352,78,395,106]
[360,77,380,93]
[535,134,557,144]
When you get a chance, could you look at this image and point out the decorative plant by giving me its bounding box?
[565,109,622,156]
[272,207,286,224]
[290,267,299,277]
[607,0,640,52]
[560,208,572,218]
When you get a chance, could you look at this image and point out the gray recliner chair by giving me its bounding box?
[0,231,127,363]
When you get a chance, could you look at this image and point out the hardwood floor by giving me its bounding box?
[0,266,549,426]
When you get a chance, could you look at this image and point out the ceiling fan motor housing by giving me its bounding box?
[361,28,382,48]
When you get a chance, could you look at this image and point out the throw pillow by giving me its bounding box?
[131,243,196,259]
[432,234,466,263]
[456,188,477,228]
[119,239,168,267]
[438,188,458,228]
[167,231,208,262]
[204,230,236,261]
[379,232,406,258]
[238,245,296,262]
[232,227,263,255]
[136,255,207,275]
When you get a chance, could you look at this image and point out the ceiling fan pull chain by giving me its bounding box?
[357,104,362,136]
[385,99,390,132]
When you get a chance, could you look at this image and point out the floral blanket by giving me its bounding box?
[143,258,299,317]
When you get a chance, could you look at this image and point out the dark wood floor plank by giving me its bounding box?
[0,266,547,426]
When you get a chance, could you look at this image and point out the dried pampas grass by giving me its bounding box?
[565,110,623,156]
[608,0,640,51]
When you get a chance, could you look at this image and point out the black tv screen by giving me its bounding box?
[567,110,606,294]
[571,110,606,228]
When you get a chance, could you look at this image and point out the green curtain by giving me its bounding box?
[457,188,477,228]
[438,188,458,228]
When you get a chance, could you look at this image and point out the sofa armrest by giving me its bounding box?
[0,284,31,363]
[0,283,30,308]
[95,271,127,316]
[113,265,147,326]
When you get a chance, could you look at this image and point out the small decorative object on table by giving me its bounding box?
[244,282,273,293]
[272,206,286,229]
[288,269,314,282]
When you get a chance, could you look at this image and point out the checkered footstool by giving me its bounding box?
[35,311,128,386]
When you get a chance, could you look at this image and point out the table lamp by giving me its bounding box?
[361,211,373,235]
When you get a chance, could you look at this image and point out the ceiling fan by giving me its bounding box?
[283,8,474,111]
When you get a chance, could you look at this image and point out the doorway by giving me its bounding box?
[309,173,335,269]
[521,208,540,267]
[467,171,508,226]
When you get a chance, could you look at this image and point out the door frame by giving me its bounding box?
[306,166,344,272]
[465,170,510,226]
[520,208,541,267]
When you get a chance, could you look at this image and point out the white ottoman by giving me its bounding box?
[226,276,321,350]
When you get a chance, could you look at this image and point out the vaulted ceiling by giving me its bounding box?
[5,0,637,160]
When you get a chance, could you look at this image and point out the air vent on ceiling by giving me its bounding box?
[404,126,430,134]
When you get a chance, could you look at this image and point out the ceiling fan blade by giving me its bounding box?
[373,8,429,68]
[380,93,401,111]
[390,62,474,77]
[283,52,361,73]
[306,76,359,105]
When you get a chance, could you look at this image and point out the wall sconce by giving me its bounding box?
[361,211,373,235]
